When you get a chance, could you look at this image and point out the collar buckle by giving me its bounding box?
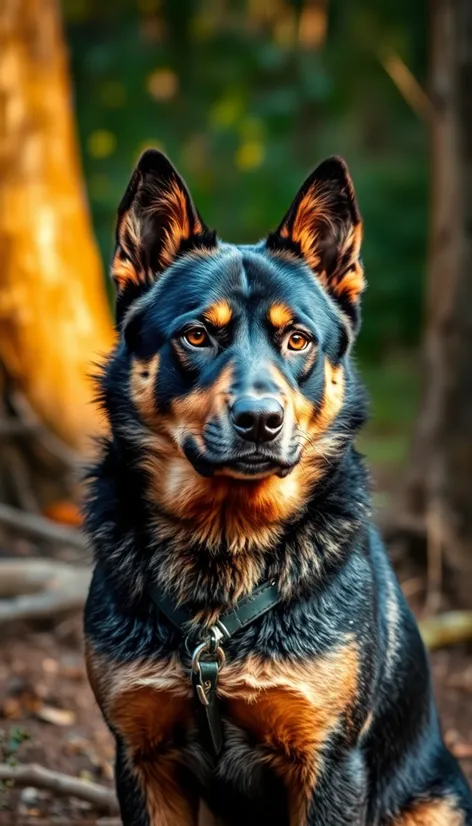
[191,631,226,706]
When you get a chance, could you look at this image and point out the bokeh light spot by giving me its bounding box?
[147,68,179,102]
[191,11,216,40]
[235,140,265,171]
[87,130,117,159]
[298,4,328,48]
[211,95,244,129]
[138,0,161,11]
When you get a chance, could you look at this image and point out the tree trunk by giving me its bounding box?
[0,0,114,454]
[403,0,472,606]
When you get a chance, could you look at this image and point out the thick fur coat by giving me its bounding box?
[84,150,472,826]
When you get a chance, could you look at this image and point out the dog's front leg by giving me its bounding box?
[114,737,199,826]
[304,750,367,826]
[115,739,150,826]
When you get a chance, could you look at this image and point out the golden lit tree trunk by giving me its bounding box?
[0,0,114,453]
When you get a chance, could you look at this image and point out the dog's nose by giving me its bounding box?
[231,397,284,443]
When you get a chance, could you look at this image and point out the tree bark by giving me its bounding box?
[0,0,114,453]
[403,0,472,605]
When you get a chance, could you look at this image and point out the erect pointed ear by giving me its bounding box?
[111,149,216,325]
[267,157,364,331]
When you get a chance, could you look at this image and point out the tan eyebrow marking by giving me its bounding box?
[203,300,232,327]
[268,303,294,328]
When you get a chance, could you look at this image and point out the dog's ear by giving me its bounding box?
[267,157,364,331]
[112,149,216,324]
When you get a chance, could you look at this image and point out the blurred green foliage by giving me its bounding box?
[64,0,428,361]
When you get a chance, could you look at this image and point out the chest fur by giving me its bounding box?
[88,642,359,826]
[89,642,358,762]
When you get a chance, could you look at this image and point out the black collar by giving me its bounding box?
[149,578,282,641]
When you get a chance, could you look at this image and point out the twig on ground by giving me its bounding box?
[97,821,121,825]
[2,444,40,514]
[0,559,90,623]
[424,506,443,615]
[0,763,118,813]
[97,821,121,826]
[0,586,89,624]
[419,611,472,651]
[0,503,86,550]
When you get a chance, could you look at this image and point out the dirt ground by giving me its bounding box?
[0,553,471,824]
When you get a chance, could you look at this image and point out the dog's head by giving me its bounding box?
[101,150,366,549]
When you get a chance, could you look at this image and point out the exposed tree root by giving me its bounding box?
[0,504,86,550]
[0,559,90,623]
[0,763,118,813]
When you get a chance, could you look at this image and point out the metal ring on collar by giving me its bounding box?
[184,624,225,657]
[191,641,226,674]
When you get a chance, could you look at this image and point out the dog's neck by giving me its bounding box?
[85,440,370,612]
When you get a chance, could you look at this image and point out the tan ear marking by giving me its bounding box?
[147,179,203,270]
[111,151,215,318]
[331,223,364,302]
[112,252,144,291]
[268,157,365,323]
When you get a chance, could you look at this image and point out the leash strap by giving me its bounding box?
[191,660,222,755]
[149,579,282,757]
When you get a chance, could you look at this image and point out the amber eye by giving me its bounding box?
[287,331,310,351]
[184,327,209,347]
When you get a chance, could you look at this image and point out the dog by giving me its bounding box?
[84,149,472,826]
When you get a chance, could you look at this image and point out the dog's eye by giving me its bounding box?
[287,332,310,351]
[184,327,210,348]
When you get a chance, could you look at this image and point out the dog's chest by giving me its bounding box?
[94,643,359,826]
[107,642,358,768]
[218,645,358,763]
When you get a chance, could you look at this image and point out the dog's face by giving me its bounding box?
[103,150,365,548]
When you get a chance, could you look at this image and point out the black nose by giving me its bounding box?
[231,397,284,443]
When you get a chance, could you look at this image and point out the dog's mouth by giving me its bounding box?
[182,437,301,480]
[217,453,297,479]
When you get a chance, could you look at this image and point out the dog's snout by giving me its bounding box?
[231,397,284,443]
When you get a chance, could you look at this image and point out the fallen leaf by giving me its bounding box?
[99,760,114,781]
[452,742,472,759]
[65,733,89,755]
[41,658,59,675]
[444,728,461,747]
[43,500,82,527]
[2,687,42,718]
[35,704,76,726]
[1,697,23,719]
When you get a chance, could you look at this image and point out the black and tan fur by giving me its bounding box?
[84,149,472,825]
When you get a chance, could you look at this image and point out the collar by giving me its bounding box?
[149,578,282,641]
